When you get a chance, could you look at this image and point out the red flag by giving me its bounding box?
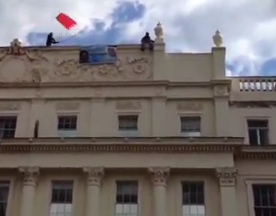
[56,13,77,30]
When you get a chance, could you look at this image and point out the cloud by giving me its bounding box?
[1,0,276,76]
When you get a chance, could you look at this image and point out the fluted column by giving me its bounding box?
[216,167,238,216]
[19,167,39,216]
[83,167,104,216]
[148,167,170,216]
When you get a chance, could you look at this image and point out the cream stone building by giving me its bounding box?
[0,24,274,216]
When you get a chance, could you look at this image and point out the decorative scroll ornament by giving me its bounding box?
[216,167,237,186]
[19,166,40,186]
[148,167,170,186]
[83,167,104,186]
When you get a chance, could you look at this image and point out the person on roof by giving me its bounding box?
[140,32,154,51]
[46,32,59,47]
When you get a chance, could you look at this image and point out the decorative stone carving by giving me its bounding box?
[31,68,41,83]
[8,39,25,55]
[154,22,164,39]
[214,86,229,97]
[148,167,170,186]
[55,101,80,111]
[54,59,83,81]
[0,40,49,83]
[216,167,237,186]
[116,100,141,110]
[19,166,39,186]
[177,102,203,111]
[126,57,152,79]
[212,30,223,47]
[83,167,104,186]
[0,102,21,111]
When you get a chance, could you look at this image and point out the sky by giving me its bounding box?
[1,0,276,76]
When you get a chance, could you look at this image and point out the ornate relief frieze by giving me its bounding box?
[116,100,141,110]
[55,101,80,111]
[0,40,152,83]
[216,167,238,187]
[0,102,21,111]
[19,166,40,186]
[177,102,204,111]
[83,167,104,186]
[148,167,170,186]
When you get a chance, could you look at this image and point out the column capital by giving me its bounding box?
[83,167,104,186]
[216,167,238,187]
[148,167,170,186]
[19,166,39,186]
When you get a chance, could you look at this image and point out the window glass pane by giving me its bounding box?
[253,184,276,216]
[248,129,258,146]
[58,116,77,130]
[181,117,201,133]
[51,181,73,204]
[118,116,138,131]
[259,129,269,145]
[182,181,204,205]
[0,182,9,216]
[0,117,17,138]
[116,181,138,204]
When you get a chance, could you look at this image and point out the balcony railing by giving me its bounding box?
[234,77,276,92]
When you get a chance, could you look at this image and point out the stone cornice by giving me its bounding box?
[0,143,238,153]
[0,138,274,160]
[0,137,243,153]
[0,80,231,88]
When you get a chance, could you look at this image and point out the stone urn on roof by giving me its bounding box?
[154,22,164,43]
[212,30,223,47]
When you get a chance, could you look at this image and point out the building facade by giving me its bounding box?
[0,24,275,216]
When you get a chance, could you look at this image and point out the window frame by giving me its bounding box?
[47,178,76,216]
[181,180,205,216]
[117,115,139,131]
[57,115,78,131]
[0,177,14,216]
[245,118,270,146]
[179,115,202,137]
[245,179,276,216]
[112,177,141,216]
[0,116,17,139]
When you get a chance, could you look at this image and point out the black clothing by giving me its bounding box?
[141,34,154,51]
[46,33,58,47]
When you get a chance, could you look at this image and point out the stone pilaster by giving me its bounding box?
[216,167,238,216]
[148,167,170,216]
[83,167,104,216]
[19,167,39,216]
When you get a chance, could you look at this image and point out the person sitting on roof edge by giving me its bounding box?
[140,32,154,51]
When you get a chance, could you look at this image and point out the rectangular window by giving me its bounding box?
[252,184,276,216]
[57,116,77,137]
[115,181,138,216]
[180,116,201,137]
[0,181,10,216]
[118,115,138,137]
[0,117,17,138]
[182,181,205,216]
[247,120,269,145]
[50,181,73,216]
